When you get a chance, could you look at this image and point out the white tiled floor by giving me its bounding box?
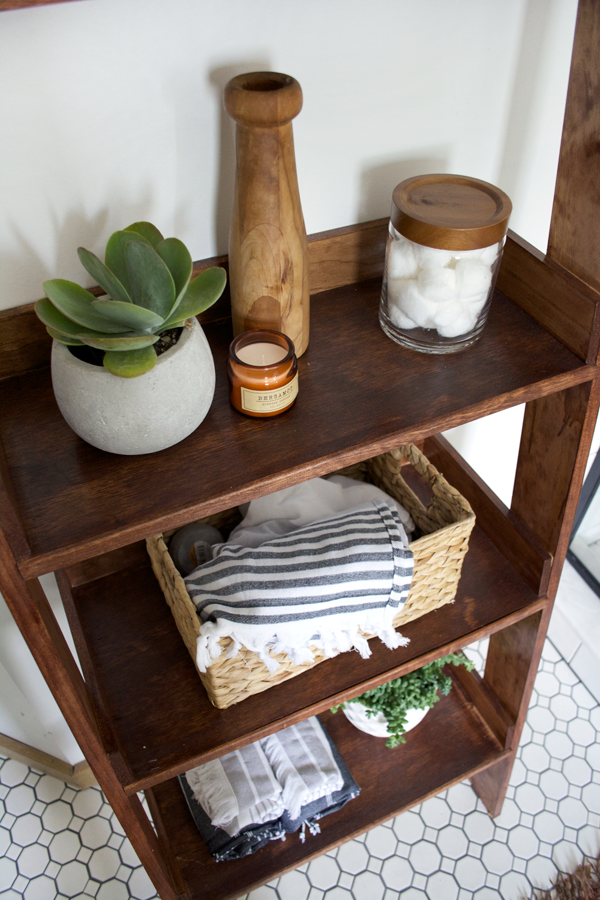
[1,567,599,899]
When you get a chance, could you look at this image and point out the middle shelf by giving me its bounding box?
[60,439,548,795]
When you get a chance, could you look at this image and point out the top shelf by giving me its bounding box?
[0,223,595,578]
[0,280,592,580]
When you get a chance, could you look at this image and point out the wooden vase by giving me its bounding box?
[224,72,309,357]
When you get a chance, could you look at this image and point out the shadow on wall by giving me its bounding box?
[357,154,448,224]
[208,61,270,256]
[496,0,552,209]
[1,192,160,305]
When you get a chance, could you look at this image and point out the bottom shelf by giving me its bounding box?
[148,681,508,900]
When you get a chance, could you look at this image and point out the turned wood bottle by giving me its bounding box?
[224,71,309,357]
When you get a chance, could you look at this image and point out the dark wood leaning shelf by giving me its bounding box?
[1,7,600,897]
[1,221,599,899]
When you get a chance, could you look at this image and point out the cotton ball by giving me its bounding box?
[389,299,417,330]
[395,279,437,329]
[466,291,489,318]
[455,259,492,300]
[478,243,500,267]
[417,265,457,304]
[433,300,465,331]
[387,277,409,305]
[437,305,477,338]
[387,239,419,279]
[413,243,454,268]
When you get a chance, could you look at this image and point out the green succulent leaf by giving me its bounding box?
[92,299,164,332]
[161,266,226,327]
[42,280,125,333]
[103,345,158,378]
[77,248,132,305]
[46,326,85,346]
[36,298,105,340]
[123,222,164,249]
[105,231,153,294]
[156,238,192,315]
[124,240,176,318]
[78,333,160,351]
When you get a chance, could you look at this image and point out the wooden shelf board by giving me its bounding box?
[68,521,544,795]
[148,702,506,900]
[0,281,591,580]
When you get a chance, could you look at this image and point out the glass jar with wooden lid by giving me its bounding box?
[379,174,512,353]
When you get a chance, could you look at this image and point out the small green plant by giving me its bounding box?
[35,222,227,378]
[331,652,474,748]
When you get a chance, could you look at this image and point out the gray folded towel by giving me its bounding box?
[179,717,360,862]
[260,717,343,820]
[184,740,283,836]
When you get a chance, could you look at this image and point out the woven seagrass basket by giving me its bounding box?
[146,443,475,709]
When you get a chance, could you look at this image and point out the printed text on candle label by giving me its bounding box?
[241,374,299,413]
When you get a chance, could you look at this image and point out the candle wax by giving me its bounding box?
[236,342,288,366]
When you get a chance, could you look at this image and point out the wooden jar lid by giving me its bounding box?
[390,174,512,250]
[224,72,302,127]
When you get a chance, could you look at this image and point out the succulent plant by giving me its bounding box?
[35,222,227,377]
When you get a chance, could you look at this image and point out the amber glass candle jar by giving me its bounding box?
[227,330,298,417]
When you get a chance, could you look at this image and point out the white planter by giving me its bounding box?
[51,318,215,455]
[342,700,429,739]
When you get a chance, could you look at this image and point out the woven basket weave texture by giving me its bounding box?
[146,443,475,709]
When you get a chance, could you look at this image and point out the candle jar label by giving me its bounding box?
[241,373,299,414]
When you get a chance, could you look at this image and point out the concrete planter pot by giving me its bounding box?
[342,700,429,739]
[51,318,215,455]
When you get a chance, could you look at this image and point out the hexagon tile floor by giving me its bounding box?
[1,636,599,900]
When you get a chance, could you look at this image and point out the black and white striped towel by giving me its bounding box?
[185,500,413,674]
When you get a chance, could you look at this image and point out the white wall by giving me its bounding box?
[0,0,579,762]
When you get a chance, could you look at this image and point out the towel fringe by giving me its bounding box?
[197,619,410,674]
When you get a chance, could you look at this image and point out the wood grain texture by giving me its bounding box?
[0,445,30,562]
[308,219,388,293]
[66,523,545,793]
[0,282,591,580]
[425,435,552,596]
[391,175,511,250]
[497,231,600,363]
[548,0,600,292]
[226,73,309,355]
[450,665,515,750]
[512,382,593,558]
[0,303,52,381]
[148,706,506,900]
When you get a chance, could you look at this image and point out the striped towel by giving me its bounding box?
[260,717,343,820]
[185,500,413,674]
[178,716,360,860]
[185,740,283,835]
